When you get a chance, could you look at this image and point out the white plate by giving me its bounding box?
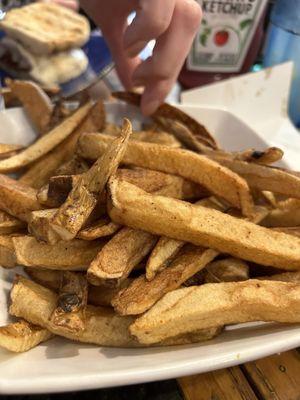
[0,103,300,395]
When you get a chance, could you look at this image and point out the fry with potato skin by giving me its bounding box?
[19,100,105,189]
[0,234,17,268]
[130,280,300,344]
[77,218,121,240]
[204,257,249,283]
[108,179,300,271]
[233,147,284,165]
[0,175,41,221]
[13,235,104,270]
[112,245,218,315]
[0,102,92,173]
[78,134,254,215]
[49,119,132,243]
[0,320,53,352]
[88,227,157,286]
[50,272,88,333]
[0,210,25,234]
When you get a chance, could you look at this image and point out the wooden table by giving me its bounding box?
[2,350,300,400]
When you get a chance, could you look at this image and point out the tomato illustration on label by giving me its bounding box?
[214,30,229,47]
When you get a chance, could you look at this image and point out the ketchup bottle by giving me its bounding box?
[179,0,268,88]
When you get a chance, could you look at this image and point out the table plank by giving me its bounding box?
[178,366,257,400]
[242,350,300,400]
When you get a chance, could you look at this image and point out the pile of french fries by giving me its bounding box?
[0,81,300,353]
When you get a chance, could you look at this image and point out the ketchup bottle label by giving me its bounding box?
[188,0,267,73]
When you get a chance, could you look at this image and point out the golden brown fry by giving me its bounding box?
[88,227,157,286]
[0,174,41,221]
[25,267,132,307]
[131,130,181,148]
[77,218,121,240]
[7,80,53,134]
[50,271,88,333]
[271,227,300,238]
[112,91,218,149]
[146,197,227,280]
[0,320,53,352]
[0,210,25,234]
[160,327,222,346]
[234,147,284,165]
[130,280,300,344]
[0,143,23,159]
[0,234,16,268]
[112,245,218,315]
[49,119,132,243]
[46,175,81,207]
[108,178,300,271]
[78,134,253,215]
[19,100,105,189]
[28,209,58,242]
[55,155,89,176]
[204,257,249,283]
[13,235,103,270]
[259,270,300,283]
[261,207,300,227]
[0,102,92,173]
[10,276,139,347]
[213,157,300,200]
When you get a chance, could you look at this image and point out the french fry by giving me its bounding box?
[234,147,284,165]
[0,320,53,352]
[7,80,53,134]
[213,157,300,199]
[0,102,92,173]
[146,197,227,280]
[88,227,157,286]
[46,175,81,207]
[112,91,218,149]
[272,227,300,238]
[0,235,17,268]
[48,119,132,243]
[28,209,58,242]
[204,257,249,283]
[55,155,89,176]
[50,271,88,333]
[13,235,103,270]
[78,134,254,215]
[19,99,105,188]
[77,218,121,240]
[10,276,139,347]
[130,130,181,148]
[0,210,25,234]
[259,271,300,283]
[25,267,132,307]
[130,280,300,344]
[112,245,218,315]
[262,207,300,227]
[0,174,41,221]
[108,178,300,270]
[0,143,23,160]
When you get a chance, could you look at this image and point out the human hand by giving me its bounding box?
[80,0,202,115]
[43,0,79,11]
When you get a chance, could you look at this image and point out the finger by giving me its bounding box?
[124,0,176,58]
[133,0,202,113]
[51,0,79,11]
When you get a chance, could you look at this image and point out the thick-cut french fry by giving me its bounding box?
[50,272,88,333]
[10,276,138,347]
[13,235,103,270]
[0,235,16,268]
[78,134,253,215]
[0,320,53,352]
[25,268,132,307]
[0,210,25,234]
[0,143,23,160]
[28,209,58,243]
[0,102,92,173]
[204,257,249,283]
[49,119,132,243]
[7,80,53,134]
[88,227,157,286]
[112,245,218,315]
[108,179,300,270]
[77,218,121,240]
[130,280,300,344]
[262,207,300,227]
[112,91,218,149]
[234,147,284,165]
[259,271,300,283]
[0,174,41,221]
[19,100,105,188]
[146,197,227,280]
[213,157,300,199]
[272,227,300,238]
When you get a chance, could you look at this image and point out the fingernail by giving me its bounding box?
[125,40,147,57]
[143,99,160,116]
